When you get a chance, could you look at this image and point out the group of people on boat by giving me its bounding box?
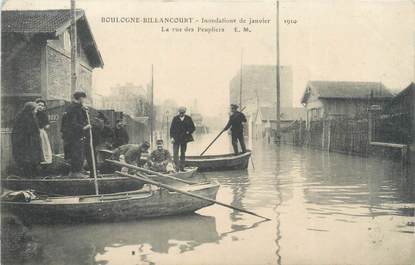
[11,91,247,178]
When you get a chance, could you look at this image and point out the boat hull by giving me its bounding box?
[185,151,251,171]
[1,168,198,196]
[1,176,144,196]
[1,182,219,223]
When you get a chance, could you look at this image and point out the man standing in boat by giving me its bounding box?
[223,104,247,154]
[170,106,195,171]
[61,91,90,178]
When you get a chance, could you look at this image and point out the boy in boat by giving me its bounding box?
[147,139,175,173]
[223,104,247,154]
[170,106,195,171]
[112,141,150,167]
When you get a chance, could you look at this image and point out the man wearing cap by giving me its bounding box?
[223,104,247,154]
[170,106,195,171]
[147,139,174,173]
[112,142,150,167]
[113,119,129,148]
[61,91,91,178]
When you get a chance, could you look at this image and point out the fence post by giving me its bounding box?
[327,119,331,152]
[368,110,373,144]
[322,119,325,150]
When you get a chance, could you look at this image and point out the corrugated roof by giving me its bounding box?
[2,9,83,34]
[302,80,393,103]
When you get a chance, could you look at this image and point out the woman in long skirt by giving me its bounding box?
[35,99,52,164]
[12,102,43,177]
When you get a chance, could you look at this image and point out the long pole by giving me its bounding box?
[200,130,226,156]
[116,171,271,221]
[200,106,247,156]
[239,48,243,108]
[70,0,77,93]
[150,64,154,148]
[166,111,169,151]
[106,159,198,185]
[85,111,99,195]
[276,1,281,140]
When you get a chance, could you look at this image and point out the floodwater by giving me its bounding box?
[11,133,415,265]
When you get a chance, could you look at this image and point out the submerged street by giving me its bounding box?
[24,133,414,265]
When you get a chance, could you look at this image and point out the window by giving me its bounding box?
[309,108,322,121]
[63,31,71,51]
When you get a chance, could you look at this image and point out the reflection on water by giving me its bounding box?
[11,133,415,264]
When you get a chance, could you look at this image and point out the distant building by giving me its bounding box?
[301,81,393,124]
[229,65,293,116]
[101,83,148,117]
[253,106,306,139]
[1,9,104,127]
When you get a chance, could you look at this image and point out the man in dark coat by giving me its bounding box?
[12,102,43,177]
[113,119,129,148]
[223,104,247,154]
[170,106,195,171]
[61,91,91,178]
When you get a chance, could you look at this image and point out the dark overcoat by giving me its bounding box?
[224,111,247,135]
[113,127,129,148]
[12,109,43,165]
[36,110,49,129]
[170,115,196,144]
[61,102,88,142]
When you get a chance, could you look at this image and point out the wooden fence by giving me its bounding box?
[281,118,369,156]
[374,113,412,144]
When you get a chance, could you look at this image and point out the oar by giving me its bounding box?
[200,130,225,156]
[85,109,99,195]
[116,170,271,221]
[106,159,199,185]
[200,106,247,156]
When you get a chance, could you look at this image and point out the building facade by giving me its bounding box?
[1,9,104,128]
[301,81,393,125]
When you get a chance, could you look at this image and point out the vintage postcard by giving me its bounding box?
[1,0,414,264]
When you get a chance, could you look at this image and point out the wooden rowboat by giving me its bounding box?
[1,181,219,223]
[185,151,251,171]
[1,167,198,196]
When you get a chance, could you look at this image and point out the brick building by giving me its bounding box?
[1,9,104,128]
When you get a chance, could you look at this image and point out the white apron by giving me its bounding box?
[39,128,52,164]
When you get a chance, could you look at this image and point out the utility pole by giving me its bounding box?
[275,0,281,141]
[70,0,77,93]
[239,48,243,108]
[150,65,154,148]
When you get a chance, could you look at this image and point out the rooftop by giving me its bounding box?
[301,80,393,103]
[1,9,103,68]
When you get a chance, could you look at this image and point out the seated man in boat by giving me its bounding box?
[112,141,150,168]
[147,139,175,173]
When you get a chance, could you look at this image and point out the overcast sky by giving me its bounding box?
[3,0,414,117]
